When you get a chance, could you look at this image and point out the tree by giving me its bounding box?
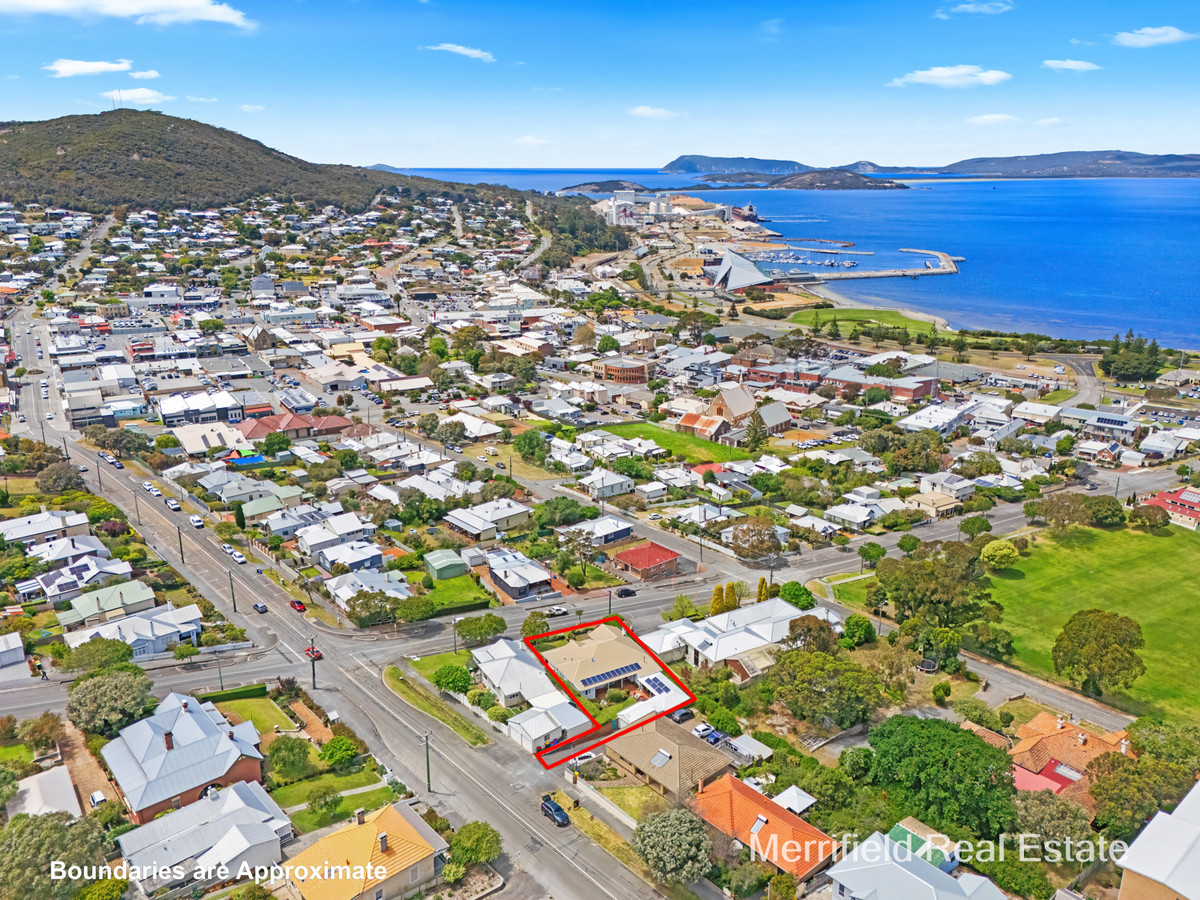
[63,637,134,672]
[513,429,546,461]
[630,808,712,885]
[267,734,313,780]
[35,462,84,494]
[1039,492,1088,532]
[306,782,342,819]
[869,716,1015,838]
[770,651,884,728]
[743,410,769,453]
[522,610,549,639]
[455,613,506,645]
[560,527,596,577]
[710,584,724,612]
[1128,718,1200,772]
[1089,755,1194,839]
[318,735,359,770]
[1052,609,1146,695]
[756,577,767,604]
[1128,504,1169,529]
[980,539,1019,571]
[434,421,468,447]
[432,664,473,693]
[0,811,106,900]
[782,615,839,654]
[450,820,503,865]
[85,500,125,525]
[897,534,920,557]
[596,335,620,353]
[16,711,65,752]
[874,542,993,628]
[214,521,241,542]
[261,432,291,456]
[417,413,440,436]
[1014,790,1094,854]
[952,699,1003,733]
[173,643,200,661]
[857,542,886,570]
[707,707,742,737]
[843,614,876,647]
[727,517,781,561]
[767,873,798,900]
[1084,494,1126,527]
[395,595,436,622]
[671,594,696,620]
[0,766,17,810]
[66,670,154,736]
[779,581,815,609]
[958,515,992,540]
[346,589,396,627]
[932,680,952,705]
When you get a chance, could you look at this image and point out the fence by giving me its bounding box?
[565,772,638,831]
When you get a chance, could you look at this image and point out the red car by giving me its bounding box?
[290,599,307,612]
[305,647,323,660]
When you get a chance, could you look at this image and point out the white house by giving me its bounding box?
[579,469,634,499]
[63,604,204,659]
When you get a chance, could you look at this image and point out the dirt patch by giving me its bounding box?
[60,722,112,807]
[290,701,333,744]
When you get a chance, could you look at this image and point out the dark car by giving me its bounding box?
[112,461,125,469]
[666,707,695,724]
[289,599,307,612]
[705,730,728,746]
[540,795,570,827]
[616,587,636,598]
[252,602,268,614]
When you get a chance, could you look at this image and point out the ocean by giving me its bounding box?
[398,168,1200,347]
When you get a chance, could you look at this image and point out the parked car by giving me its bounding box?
[149,487,162,497]
[705,730,728,746]
[252,602,268,614]
[231,551,247,565]
[75,464,88,472]
[547,606,569,617]
[289,599,307,612]
[113,461,124,469]
[666,707,695,724]
[164,498,181,511]
[221,543,235,555]
[88,791,107,809]
[540,795,570,827]
[616,587,636,598]
[569,751,596,767]
[189,515,204,528]
[692,723,714,739]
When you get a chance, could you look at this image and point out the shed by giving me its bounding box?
[424,549,467,581]
[0,631,24,668]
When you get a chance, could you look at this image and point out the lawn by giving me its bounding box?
[575,568,625,590]
[601,422,752,463]
[0,743,34,765]
[384,665,491,746]
[423,574,494,611]
[1039,389,1077,404]
[409,649,475,685]
[842,527,1200,721]
[597,785,669,821]
[290,785,398,833]
[216,697,294,733]
[788,306,935,332]
[270,766,381,808]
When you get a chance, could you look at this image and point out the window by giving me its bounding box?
[408,865,419,885]
[374,890,383,900]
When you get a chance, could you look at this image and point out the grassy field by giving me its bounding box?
[601,422,751,463]
[424,574,493,611]
[384,665,491,746]
[0,743,33,764]
[788,306,935,332]
[597,785,669,821]
[409,649,475,684]
[1039,389,1077,404]
[290,785,398,833]
[270,767,381,808]
[840,527,1200,721]
[216,697,294,733]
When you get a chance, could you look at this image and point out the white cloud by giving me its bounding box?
[1035,117,1063,126]
[186,95,217,102]
[1112,25,1198,48]
[888,65,1012,88]
[512,135,549,147]
[1069,38,1095,45]
[43,58,131,78]
[627,105,679,119]
[0,0,253,29]
[935,1,1011,16]
[422,43,495,63]
[100,87,174,104]
[1043,58,1101,71]
[130,69,159,79]
[239,104,264,112]
[965,113,1019,124]
[760,17,783,35]
[4,74,17,80]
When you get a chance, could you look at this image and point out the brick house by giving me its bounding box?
[613,542,682,580]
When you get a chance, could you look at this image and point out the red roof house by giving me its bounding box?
[613,542,682,580]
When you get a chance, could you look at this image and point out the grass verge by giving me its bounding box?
[384,665,490,746]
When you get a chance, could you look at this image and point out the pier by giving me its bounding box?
[816,248,961,280]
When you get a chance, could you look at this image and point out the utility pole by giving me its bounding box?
[176,524,184,564]
[61,437,69,460]
[607,589,612,617]
[309,634,317,690]
[214,647,225,690]
[228,569,237,613]
[424,730,432,792]
[132,491,141,526]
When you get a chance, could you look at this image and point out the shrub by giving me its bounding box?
[932,681,952,706]
[779,581,815,609]
[487,706,513,723]
[431,664,473,694]
[706,707,742,737]
[440,861,467,884]
[604,689,628,704]
[843,614,876,647]
[318,735,359,770]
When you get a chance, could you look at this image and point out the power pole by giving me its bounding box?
[132,491,141,526]
[176,524,184,563]
[309,634,317,690]
[228,569,237,613]
[424,730,432,792]
[61,437,69,460]
[214,647,225,691]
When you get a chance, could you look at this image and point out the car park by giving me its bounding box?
[189,515,204,528]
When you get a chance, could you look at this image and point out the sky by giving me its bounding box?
[0,0,1196,168]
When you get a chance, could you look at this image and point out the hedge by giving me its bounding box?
[198,683,267,702]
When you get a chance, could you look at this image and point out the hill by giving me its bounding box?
[838,150,1200,178]
[0,109,462,212]
[766,169,906,190]
[556,179,650,193]
[660,155,810,174]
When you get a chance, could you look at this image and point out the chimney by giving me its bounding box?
[1056,716,1064,731]
[378,833,388,852]
[1120,739,1130,755]
[1077,732,1087,746]
[181,700,189,712]
[163,731,173,751]
[354,808,366,825]
[227,729,234,740]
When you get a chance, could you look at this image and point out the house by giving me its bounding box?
[485,548,553,600]
[117,781,291,895]
[556,514,634,546]
[5,766,82,819]
[471,638,558,708]
[0,509,89,547]
[596,356,652,384]
[828,831,1004,900]
[1009,712,1133,810]
[55,580,156,630]
[1117,779,1200,900]
[26,535,110,569]
[691,774,836,881]
[823,502,876,532]
[296,513,377,555]
[919,471,976,502]
[579,469,634,499]
[318,541,382,573]
[542,622,657,698]
[101,693,262,824]
[613,542,682,580]
[30,555,133,603]
[603,717,732,799]
[1145,486,1200,530]
[443,508,498,541]
[635,481,668,501]
[284,803,449,900]
[1075,439,1122,464]
[704,385,758,426]
[1140,431,1188,460]
[325,570,412,613]
[506,700,594,754]
[905,491,962,520]
[423,549,468,581]
[63,604,203,659]
[468,498,533,531]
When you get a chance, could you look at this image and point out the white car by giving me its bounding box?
[142,482,154,491]
[477,455,488,462]
[221,543,235,555]
[149,488,162,497]
[692,723,714,739]
[648,513,662,520]
[231,551,247,564]
[189,515,204,528]
[547,606,569,617]
[45,412,53,420]
[569,751,597,767]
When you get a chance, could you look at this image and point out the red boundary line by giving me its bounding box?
[523,615,696,769]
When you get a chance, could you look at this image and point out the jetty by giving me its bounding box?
[817,248,960,281]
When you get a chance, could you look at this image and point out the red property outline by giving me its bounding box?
[523,615,696,770]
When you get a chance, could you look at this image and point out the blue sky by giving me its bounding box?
[0,0,1196,167]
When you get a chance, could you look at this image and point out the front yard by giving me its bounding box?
[216,697,294,733]
[289,784,399,833]
[270,767,382,808]
[409,649,475,684]
[597,785,668,821]
[409,573,495,611]
[601,422,752,463]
